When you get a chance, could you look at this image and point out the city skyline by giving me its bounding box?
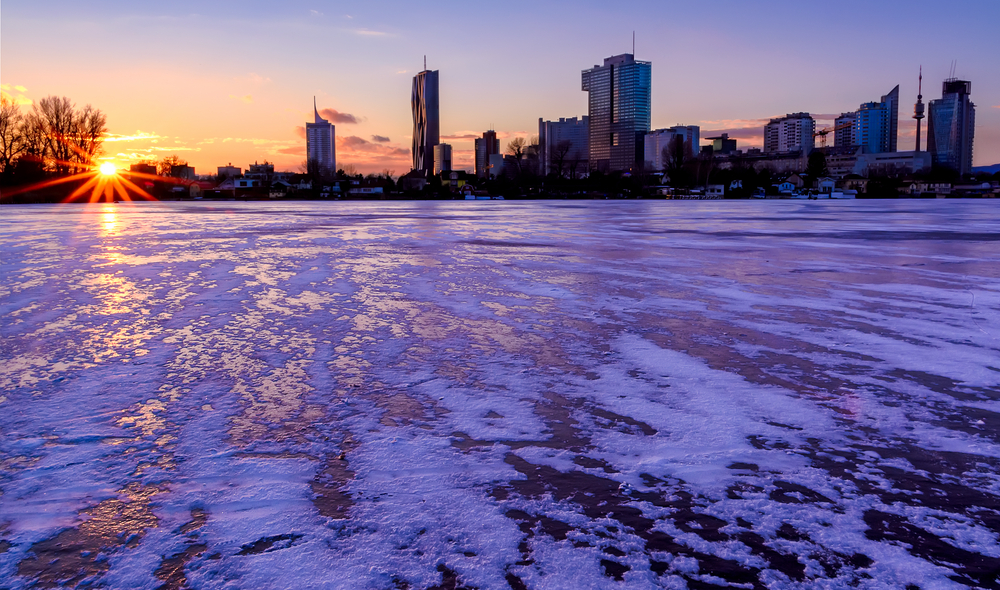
[2,0,997,175]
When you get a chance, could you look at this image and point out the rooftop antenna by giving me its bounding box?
[424,55,427,71]
[913,66,925,152]
[632,31,635,56]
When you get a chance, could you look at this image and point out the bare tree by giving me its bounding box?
[301,157,321,180]
[75,105,107,167]
[506,137,526,158]
[663,135,686,172]
[157,155,187,176]
[567,150,582,180]
[21,96,108,175]
[552,140,572,178]
[506,137,526,176]
[525,135,540,176]
[34,97,76,174]
[18,109,48,165]
[526,135,540,158]
[0,96,27,175]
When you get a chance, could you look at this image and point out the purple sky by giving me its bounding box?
[3,0,997,174]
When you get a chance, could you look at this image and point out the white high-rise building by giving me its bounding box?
[644,126,700,170]
[833,113,857,148]
[763,113,815,154]
[306,97,336,177]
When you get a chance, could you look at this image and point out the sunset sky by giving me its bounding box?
[3,0,998,175]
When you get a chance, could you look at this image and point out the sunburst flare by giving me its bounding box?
[3,160,159,202]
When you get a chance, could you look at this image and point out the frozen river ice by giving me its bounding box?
[1,200,999,589]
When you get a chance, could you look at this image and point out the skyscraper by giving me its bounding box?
[582,54,651,172]
[411,67,440,175]
[852,85,899,154]
[475,130,500,178]
[927,79,976,176]
[763,113,815,154]
[306,97,336,177]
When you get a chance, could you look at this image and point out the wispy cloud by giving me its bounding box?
[200,137,298,148]
[309,9,323,17]
[245,73,271,85]
[319,107,360,124]
[1,83,32,105]
[701,127,764,141]
[337,135,409,158]
[103,131,163,142]
[498,131,530,140]
[993,104,1000,109]
[441,132,479,141]
[698,117,771,129]
[353,29,389,37]
[148,146,201,152]
[371,135,390,143]
[229,94,253,104]
[396,70,409,75]
[340,135,371,149]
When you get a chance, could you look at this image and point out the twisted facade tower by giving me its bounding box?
[411,63,439,175]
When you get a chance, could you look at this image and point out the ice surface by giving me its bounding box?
[1,200,998,589]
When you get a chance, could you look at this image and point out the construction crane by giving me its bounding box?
[813,121,853,149]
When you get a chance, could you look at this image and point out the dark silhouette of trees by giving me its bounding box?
[551,140,572,178]
[25,96,107,175]
[0,96,28,179]
[567,151,584,180]
[506,137,526,177]
[805,150,828,181]
[1,95,107,185]
[662,135,686,172]
[157,155,187,177]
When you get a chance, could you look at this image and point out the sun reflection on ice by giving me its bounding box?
[100,207,118,237]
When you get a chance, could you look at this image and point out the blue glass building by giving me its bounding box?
[853,85,899,154]
[582,54,651,173]
[927,79,975,176]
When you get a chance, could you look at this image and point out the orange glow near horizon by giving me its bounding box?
[3,161,158,203]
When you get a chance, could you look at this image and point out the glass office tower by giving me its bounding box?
[582,54,651,172]
[853,85,899,154]
[927,79,975,176]
[411,69,440,175]
[306,97,336,177]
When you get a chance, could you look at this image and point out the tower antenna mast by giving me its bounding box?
[913,66,925,152]
[632,31,635,55]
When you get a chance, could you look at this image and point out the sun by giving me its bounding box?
[4,158,158,203]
